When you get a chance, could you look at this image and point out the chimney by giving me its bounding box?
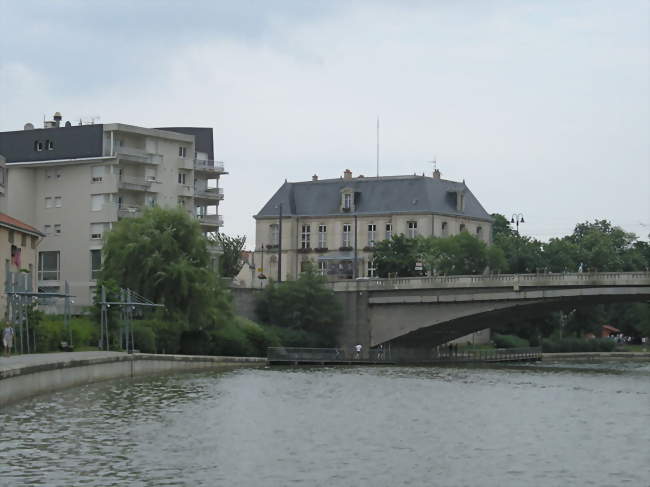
[343,169,352,180]
[433,169,441,180]
[53,112,62,128]
[312,174,318,181]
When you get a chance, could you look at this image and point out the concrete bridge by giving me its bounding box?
[330,272,650,351]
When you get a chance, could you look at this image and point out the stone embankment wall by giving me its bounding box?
[0,352,265,407]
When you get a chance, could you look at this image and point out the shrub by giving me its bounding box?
[133,323,157,353]
[493,333,530,349]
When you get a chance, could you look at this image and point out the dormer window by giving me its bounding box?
[340,187,355,212]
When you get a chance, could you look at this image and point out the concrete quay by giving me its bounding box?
[0,351,265,407]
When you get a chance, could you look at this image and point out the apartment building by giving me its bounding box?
[0,114,226,310]
[241,169,492,286]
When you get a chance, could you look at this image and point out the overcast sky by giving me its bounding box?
[1,0,648,245]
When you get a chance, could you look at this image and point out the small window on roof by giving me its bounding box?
[34,140,43,151]
[46,140,54,150]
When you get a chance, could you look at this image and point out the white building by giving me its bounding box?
[239,169,493,287]
[0,114,227,310]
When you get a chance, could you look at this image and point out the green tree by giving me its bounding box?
[214,233,247,277]
[542,238,579,272]
[494,233,543,273]
[255,267,343,346]
[491,213,514,240]
[373,234,420,277]
[101,207,233,332]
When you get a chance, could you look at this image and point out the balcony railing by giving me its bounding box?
[196,214,224,226]
[194,159,225,173]
[117,205,143,218]
[116,147,163,164]
[194,187,224,200]
[118,176,153,192]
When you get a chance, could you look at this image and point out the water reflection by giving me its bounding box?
[1,361,649,486]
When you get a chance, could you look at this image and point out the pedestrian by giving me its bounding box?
[354,343,362,359]
[377,344,384,361]
[3,323,15,357]
[578,263,583,273]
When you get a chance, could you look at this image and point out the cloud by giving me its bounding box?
[0,0,647,244]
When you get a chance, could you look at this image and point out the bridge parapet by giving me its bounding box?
[329,272,650,292]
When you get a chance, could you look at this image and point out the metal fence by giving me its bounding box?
[267,346,542,364]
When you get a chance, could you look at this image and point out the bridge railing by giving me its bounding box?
[330,271,650,291]
[267,347,349,362]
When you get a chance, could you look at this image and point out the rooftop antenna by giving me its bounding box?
[376,116,379,178]
[428,155,437,171]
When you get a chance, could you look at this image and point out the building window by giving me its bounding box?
[270,224,279,245]
[91,166,104,183]
[178,172,187,185]
[44,225,52,235]
[318,224,327,248]
[54,224,62,235]
[21,234,27,247]
[342,223,352,247]
[8,230,14,243]
[91,194,105,211]
[54,196,62,208]
[343,193,352,210]
[318,260,327,276]
[407,221,418,238]
[385,223,392,240]
[367,224,376,247]
[46,140,54,150]
[31,236,37,249]
[179,146,187,157]
[300,259,311,272]
[441,221,448,236]
[90,249,101,280]
[34,140,43,151]
[45,197,53,208]
[460,224,466,233]
[147,196,156,207]
[90,223,107,240]
[38,251,60,281]
[301,224,311,249]
[476,226,483,239]
[367,259,377,277]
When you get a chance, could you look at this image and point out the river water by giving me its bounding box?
[1,360,649,487]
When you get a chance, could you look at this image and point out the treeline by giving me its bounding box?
[92,208,340,355]
[373,216,650,341]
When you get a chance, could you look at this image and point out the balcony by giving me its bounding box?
[117,205,143,219]
[194,187,224,201]
[178,184,194,197]
[196,214,223,227]
[194,159,226,174]
[118,176,154,192]
[116,147,163,165]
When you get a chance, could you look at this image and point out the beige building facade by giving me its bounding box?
[0,115,226,310]
[239,169,493,287]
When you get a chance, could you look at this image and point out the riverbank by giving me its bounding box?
[0,351,265,407]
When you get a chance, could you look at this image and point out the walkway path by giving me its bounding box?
[0,351,125,376]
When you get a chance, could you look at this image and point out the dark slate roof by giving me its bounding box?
[256,175,492,221]
[156,127,214,161]
[0,125,103,163]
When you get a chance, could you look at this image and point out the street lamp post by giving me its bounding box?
[511,213,525,234]
[277,203,283,282]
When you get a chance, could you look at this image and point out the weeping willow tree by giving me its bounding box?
[101,207,233,332]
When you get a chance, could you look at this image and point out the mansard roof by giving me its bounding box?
[255,174,492,221]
